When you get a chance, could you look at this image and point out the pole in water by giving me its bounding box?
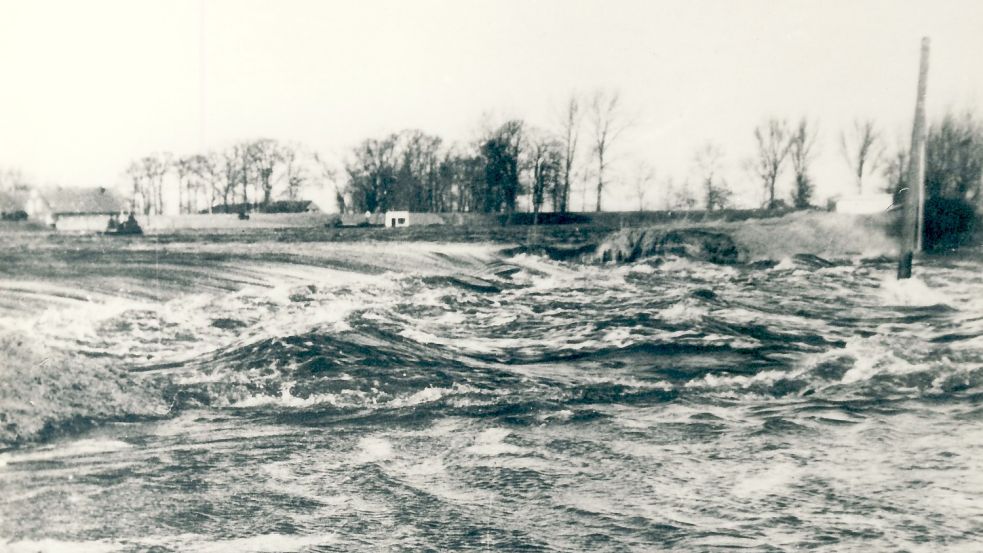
[898,37,930,280]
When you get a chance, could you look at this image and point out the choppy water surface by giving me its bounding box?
[1,233,982,552]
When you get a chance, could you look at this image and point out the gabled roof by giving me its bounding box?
[43,187,125,215]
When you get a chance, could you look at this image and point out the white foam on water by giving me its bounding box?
[230,382,349,410]
[768,256,795,271]
[387,384,477,409]
[0,438,132,466]
[398,456,446,476]
[356,436,394,463]
[685,369,793,391]
[397,325,440,344]
[878,275,951,307]
[465,427,526,456]
[837,337,921,385]
[0,538,123,553]
[180,532,336,553]
[601,326,633,346]
[730,461,801,498]
[661,299,708,324]
[434,310,466,325]
[627,262,657,274]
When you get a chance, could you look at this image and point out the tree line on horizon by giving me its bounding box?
[340,105,983,215]
[339,90,627,216]
[118,139,333,216]
[753,109,983,211]
[4,99,982,218]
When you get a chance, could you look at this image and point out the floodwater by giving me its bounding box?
[1,232,981,552]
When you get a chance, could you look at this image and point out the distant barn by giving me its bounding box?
[36,187,126,231]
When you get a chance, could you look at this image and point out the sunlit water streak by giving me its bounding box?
[1,235,982,552]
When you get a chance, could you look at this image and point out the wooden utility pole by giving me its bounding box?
[898,37,930,280]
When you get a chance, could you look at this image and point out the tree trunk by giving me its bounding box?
[595,148,604,212]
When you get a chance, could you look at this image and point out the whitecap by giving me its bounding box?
[878,276,951,307]
[356,436,394,463]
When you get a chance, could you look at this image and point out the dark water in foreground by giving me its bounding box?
[1,234,981,552]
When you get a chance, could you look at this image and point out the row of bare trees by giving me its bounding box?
[119,108,981,217]
[340,89,629,215]
[747,110,983,211]
[745,118,820,209]
[341,107,981,215]
[664,116,885,212]
[124,139,332,215]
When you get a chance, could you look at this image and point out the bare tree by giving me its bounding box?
[527,130,563,215]
[882,134,910,198]
[788,118,818,208]
[130,153,171,215]
[661,176,676,210]
[556,94,583,213]
[344,135,400,214]
[840,118,882,195]
[248,138,283,206]
[672,178,698,210]
[280,143,309,201]
[196,152,224,213]
[925,110,983,202]
[312,152,341,212]
[630,160,656,211]
[751,118,791,208]
[182,154,218,213]
[694,143,730,211]
[221,146,244,210]
[174,156,196,214]
[589,89,629,212]
[124,162,148,213]
[393,130,444,212]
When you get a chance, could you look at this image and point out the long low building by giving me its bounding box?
[28,187,127,231]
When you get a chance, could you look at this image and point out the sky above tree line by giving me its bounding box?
[1,0,982,211]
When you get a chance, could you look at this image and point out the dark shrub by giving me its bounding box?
[923,197,977,251]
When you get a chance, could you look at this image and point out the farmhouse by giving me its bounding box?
[38,187,127,231]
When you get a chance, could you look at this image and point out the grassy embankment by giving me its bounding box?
[0,209,903,263]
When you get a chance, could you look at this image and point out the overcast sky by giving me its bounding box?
[1,0,981,210]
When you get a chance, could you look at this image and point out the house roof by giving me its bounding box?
[43,187,125,215]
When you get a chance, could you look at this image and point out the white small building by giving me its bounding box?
[385,210,410,228]
[833,193,895,214]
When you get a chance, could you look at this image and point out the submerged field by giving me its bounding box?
[1,215,982,551]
